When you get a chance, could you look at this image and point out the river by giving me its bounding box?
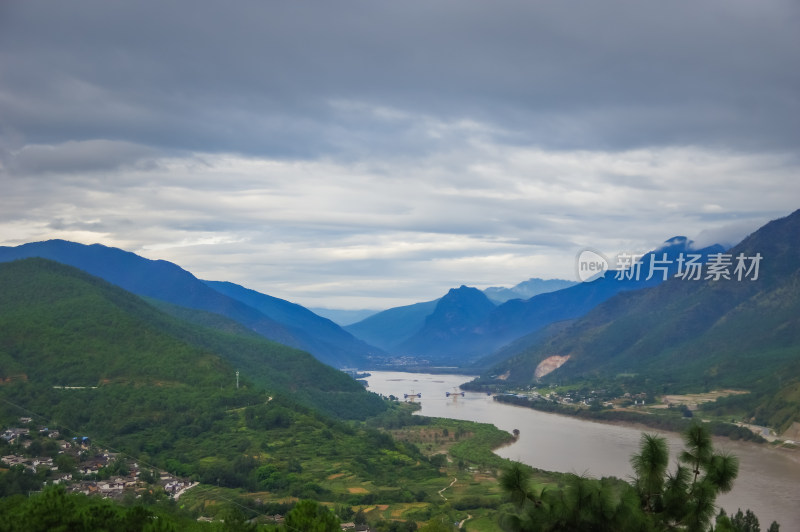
[365,371,800,529]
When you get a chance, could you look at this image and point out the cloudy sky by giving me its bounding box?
[1,1,799,309]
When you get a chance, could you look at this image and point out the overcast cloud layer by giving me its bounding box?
[1,0,799,309]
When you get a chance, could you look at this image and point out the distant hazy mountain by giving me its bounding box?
[463,236,726,364]
[310,307,379,326]
[477,209,800,432]
[483,277,577,303]
[397,286,496,363]
[0,240,376,368]
[347,237,725,366]
[345,299,439,351]
[205,280,382,368]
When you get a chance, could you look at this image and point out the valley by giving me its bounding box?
[2,210,799,531]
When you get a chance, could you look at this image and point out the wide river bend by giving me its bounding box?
[365,371,800,529]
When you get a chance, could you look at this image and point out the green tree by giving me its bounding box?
[284,500,340,532]
[216,506,257,532]
[53,454,77,474]
[731,509,759,532]
[630,432,668,513]
[681,423,714,486]
[17,485,82,532]
[636,423,738,531]
[714,507,780,532]
[500,423,743,532]
[499,462,643,531]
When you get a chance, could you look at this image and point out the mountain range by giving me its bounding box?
[0,234,732,372]
[483,277,577,303]
[344,299,440,352]
[2,211,798,432]
[0,240,380,368]
[342,280,578,351]
[0,258,451,505]
[0,257,385,420]
[316,279,574,329]
[474,209,800,432]
[345,237,725,365]
[203,280,380,368]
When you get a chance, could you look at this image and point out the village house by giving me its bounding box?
[53,473,73,484]
[1,455,27,467]
[1,428,30,444]
[0,454,54,472]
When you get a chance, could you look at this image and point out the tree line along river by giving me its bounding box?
[365,371,800,529]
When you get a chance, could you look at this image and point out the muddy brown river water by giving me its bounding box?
[366,371,800,529]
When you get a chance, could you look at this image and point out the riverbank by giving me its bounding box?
[493,393,767,443]
[381,414,555,532]
[366,370,800,527]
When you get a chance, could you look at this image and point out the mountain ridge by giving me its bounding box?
[0,240,377,368]
[483,277,578,303]
[0,257,386,419]
[475,209,800,431]
[345,236,726,366]
[345,299,440,351]
[204,280,382,368]
[397,285,496,362]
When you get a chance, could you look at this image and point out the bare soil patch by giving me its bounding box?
[661,389,748,406]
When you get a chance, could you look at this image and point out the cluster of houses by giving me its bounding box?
[516,387,651,408]
[4,418,390,529]
[2,421,62,443]
[1,418,196,501]
[1,453,55,471]
[66,469,197,500]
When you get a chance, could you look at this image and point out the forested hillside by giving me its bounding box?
[0,240,379,368]
[0,258,386,421]
[477,210,800,432]
[0,259,454,504]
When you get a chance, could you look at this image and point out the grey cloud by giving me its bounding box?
[600,173,662,191]
[47,214,140,232]
[3,140,162,176]
[1,0,799,308]
[1,0,798,158]
[691,217,772,249]
[48,218,115,233]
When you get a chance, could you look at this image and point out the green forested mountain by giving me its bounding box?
[0,257,386,421]
[0,239,381,368]
[0,258,456,502]
[397,286,497,363]
[478,209,800,431]
[204,279,381,369]
[347,238,724,366]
